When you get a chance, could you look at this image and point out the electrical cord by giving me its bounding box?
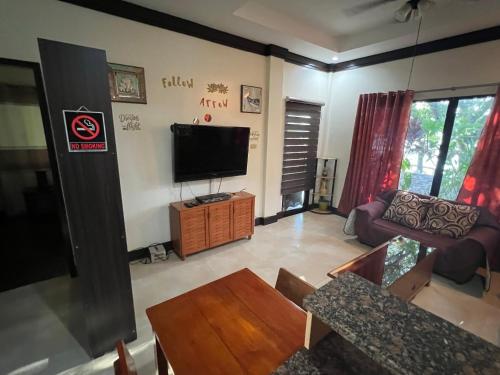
[407,16,423,90]
[187,182,196,198]
[180,182,183,202]
[218,177,222,193]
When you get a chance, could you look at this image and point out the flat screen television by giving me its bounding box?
[172,124,250,182]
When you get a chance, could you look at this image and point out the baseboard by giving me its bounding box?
[129,209,343,261]
[255,212,283,226]
[331,207,347,218]
[263,215,278,225]
[255,207,349,226]
[128,241,173,262]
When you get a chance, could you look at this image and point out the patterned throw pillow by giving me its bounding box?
[382,191,430,229]
[423,200,480,238]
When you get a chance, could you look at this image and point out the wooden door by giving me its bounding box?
[209,203,233,247]
[181,209,208,255]
[233,198,254,240]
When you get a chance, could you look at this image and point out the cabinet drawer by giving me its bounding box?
[180,209,208,254]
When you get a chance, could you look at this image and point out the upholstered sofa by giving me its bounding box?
[354,190,500,283]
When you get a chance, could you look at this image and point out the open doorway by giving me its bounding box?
[0,60,71,292]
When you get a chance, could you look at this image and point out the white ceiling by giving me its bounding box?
[127,0,500,63]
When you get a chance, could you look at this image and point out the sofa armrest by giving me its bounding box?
[354,200,391,247]
[355,201,387,221]
[459,226,500,271]
[463,226,500,249]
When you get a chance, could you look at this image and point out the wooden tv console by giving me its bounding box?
[169,191,255,259]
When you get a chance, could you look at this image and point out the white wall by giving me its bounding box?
[262,56,285,217]
[324,40,500,207]
[0,0,326,250]
[283,62,331,156]
[0,0,268,250]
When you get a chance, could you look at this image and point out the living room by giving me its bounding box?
[0,0,499,374]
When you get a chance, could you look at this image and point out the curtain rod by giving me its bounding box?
[414,82,500,94]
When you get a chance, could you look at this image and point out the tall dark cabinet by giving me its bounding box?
[38,39,136,357]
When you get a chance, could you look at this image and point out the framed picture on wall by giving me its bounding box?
[240,85,262,114]
[108,63,147,104]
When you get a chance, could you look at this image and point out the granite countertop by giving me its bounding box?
[273,330,392,375]
[274,272,500,375]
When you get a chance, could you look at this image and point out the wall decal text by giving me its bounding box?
[199,97,228,109]
[119,113,141,131]
[250,130,260,142]
[162,76,194,88]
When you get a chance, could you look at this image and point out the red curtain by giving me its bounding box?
[457,87,500,221]
[338,91,414,215]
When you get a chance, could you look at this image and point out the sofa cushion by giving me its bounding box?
[382,191,430,230]
[423,199,480,239]
[370,218,486,283]
[372,218,457,249]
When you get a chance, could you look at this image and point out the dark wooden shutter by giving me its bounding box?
[281,101,321,195]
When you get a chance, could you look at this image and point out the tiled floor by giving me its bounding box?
[1,212,499,375]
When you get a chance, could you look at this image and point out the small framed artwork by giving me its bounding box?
[108,63,147,104]
[241,85,262,114]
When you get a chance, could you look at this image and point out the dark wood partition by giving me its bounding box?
[38,39,136,357]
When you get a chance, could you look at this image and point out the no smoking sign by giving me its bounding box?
[63,110,108,152]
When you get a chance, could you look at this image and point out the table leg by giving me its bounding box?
[155,336,169,375]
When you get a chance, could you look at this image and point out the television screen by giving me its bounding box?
[172,124,250,182]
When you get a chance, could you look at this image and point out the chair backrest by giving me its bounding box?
[275,268,316,309]
[114,340,138,375]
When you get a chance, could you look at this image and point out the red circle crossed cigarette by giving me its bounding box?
[71,115,100,140]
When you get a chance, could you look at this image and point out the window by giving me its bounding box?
[282,191,306,212]
[399,96,494,199]
[281,101,321,215]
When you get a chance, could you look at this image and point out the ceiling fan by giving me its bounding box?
[343,0,434,23]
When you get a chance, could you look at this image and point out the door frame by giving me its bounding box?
[0,57,76,276]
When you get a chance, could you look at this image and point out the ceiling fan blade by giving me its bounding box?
[343,0,400,16]
[418,0,435,12]
[394,2,413,22]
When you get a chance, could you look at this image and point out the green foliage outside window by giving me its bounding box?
[399,97,493,200]
[440,97,493,200]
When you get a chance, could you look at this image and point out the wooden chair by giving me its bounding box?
[114,340,138,375]
[275,268,316,309]
[275,268,332,349]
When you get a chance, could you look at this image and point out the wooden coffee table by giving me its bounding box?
[328,236,437,301]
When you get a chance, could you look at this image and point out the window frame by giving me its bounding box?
[405,94,494,197]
